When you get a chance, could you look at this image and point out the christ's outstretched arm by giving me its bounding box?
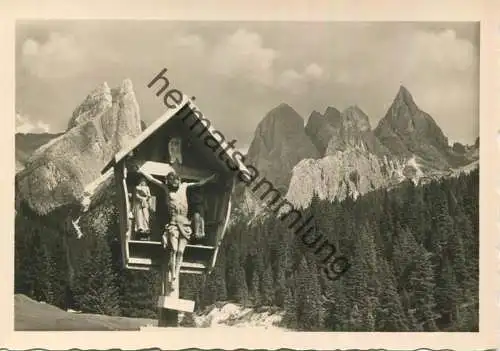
[186,174,217,189]
[139,169,168,190]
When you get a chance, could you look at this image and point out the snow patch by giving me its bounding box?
[72,168,114,239]
[193,303,284,329]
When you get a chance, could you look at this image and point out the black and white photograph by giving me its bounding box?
[10,13,490,344]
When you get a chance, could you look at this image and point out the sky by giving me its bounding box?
[15,21,479,149]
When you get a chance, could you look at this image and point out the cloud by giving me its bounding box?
[315,26,476,88]
[278,69,302,87]
[399,29,478,140]
[21,32,86,79]
[208,28,327,94]
[306,26,477,129]
[173,34,205,55]
[408,29,475,72]
[14,22,478,145]
[277,63,326,94]
[16,112,51,134]
[210,28,278,85]
[304,63,324,79]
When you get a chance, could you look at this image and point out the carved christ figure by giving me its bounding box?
[138,168,216,290]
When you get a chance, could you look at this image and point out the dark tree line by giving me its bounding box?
[15,193,161,319]
[14,169,479,331]
[196,169,479,331]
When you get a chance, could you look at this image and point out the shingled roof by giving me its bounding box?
[101,95,252,180]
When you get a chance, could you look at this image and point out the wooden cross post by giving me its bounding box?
[158,249,179,327]
[157,247,195,327]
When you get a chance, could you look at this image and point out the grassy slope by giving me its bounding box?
[15,294,157,331]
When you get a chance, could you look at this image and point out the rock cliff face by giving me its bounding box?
[286,106,401,209]
[245,103,320,191]
[275,87,479,210]
[235,103,320,215]
[16,81,478,223]
[325,105,390,158]
[284,149,405,209]
[374,85,461,169]
[305,107,341,156]
[15,132,63,172]
[67,83,114,130]
[283,104,399,209]
[234,85,481,217]
[16,79,142,215]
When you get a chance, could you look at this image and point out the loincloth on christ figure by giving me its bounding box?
[162,182,193,245]
[163,214,193,243]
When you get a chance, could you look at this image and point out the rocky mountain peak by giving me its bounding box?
[374,86,456,169]
[120,78,134,93]
[110,79,136,100]
[396,85,413,100]
[16,79,142,216]
[323,106,342,129]
[390,85,419,119]
[325,106,390,157]
[308,110,322,120]
[68,82,112,130]
[304,110,325,138]
[67,79,138,132]
[305,108,341,156]
[270,102,298,117]
[342,105,371,132]
[237,103,320,214]
[394,85,418,114]
[249,103,306,151]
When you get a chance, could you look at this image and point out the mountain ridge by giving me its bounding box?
[16,132,63,172]
[373,85,468,170]
[236,103,321,214]
[16,81,478,219]
[265,85,478,211]
[15,79,142,216]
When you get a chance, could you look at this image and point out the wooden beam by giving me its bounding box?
[122,168,132,242]
[128,257,154,265]
[173,164,213,181]
[210,178,234,272]
[157,296,195,313]
[158,247,180,326]
[138,161,175,177]
[181,262,206,269]
[125,264,152,271]
[128,240,163,246]
[135,161,213,181]
[186,244,215,250]
[115,163,131,269]
[179,268,204,275]
[128,257,207,270]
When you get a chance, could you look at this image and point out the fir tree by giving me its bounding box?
[282,285,297,329]
[295,256,323,330]
[225,234,249,304]
[260,265,275,306]
[119,269,159,318]
[375,259,409,331]
[250,269,261,305]
[72,234,120,316]
[435,258,461,328]
[407,251,440,331]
